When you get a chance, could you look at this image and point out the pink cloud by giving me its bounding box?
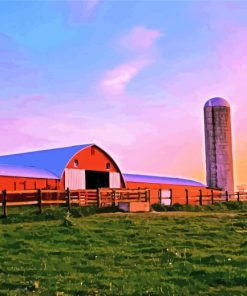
[67,0,101,24]
[0,117,50,154]
[120,26,161,51]
[100,58,152,95]
[84,0,101,15]
[17,95,46,108]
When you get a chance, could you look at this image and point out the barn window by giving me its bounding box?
[74,159,79,168]
[106,163,110,170]
[91,147,95,155]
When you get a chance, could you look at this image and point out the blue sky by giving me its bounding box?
[0,0,247,186]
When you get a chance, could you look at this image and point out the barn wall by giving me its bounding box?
[61,146,125,189]
[125,181,222,205]
[66,146,119,172]
[0,176,58,191]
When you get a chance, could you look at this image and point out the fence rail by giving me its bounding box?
[160,190,247,206]
[0,188,150,217]
[1,187,246,217]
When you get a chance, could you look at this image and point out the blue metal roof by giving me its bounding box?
[204,97,230,108]
[0,164,58,179]
[0,144,92,179]
[123,173,206,187]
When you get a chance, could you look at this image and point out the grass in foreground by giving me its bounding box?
[151,201,247,212]
[0,206,247,295]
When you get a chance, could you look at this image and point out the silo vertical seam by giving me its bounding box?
[211,107,218,188]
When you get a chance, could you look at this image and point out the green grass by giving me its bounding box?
[0,206,247,295]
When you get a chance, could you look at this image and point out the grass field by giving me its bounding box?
[0,206,247,295]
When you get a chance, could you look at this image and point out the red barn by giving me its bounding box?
[0,144,219,205]
[123,174,218,205]
[0,144,125,191]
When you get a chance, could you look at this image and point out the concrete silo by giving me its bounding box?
[204,97,234,193]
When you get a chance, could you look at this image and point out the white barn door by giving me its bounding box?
[65,169,86,189]
[109,172,121,188]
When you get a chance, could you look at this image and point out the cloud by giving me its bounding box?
[98,26,161,96]
[0,117,51,154]
[66,0,101,24]
[100,58,152,95]
[17,95,46,108]
[84,0,101,15]
[120,26,161,51]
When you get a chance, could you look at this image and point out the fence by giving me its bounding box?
[0,188,150,217]
[160,189,247,206]
[1,187,246,217]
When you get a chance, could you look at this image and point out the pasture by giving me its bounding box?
[0,206,247,295]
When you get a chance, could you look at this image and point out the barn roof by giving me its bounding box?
[123,173,206,187]
[0,144,92,179]
[0,164,58,179]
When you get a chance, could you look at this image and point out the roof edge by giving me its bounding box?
[123,173,206,187]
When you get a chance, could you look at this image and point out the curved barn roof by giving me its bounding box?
[0,144,92,179]
[0,164,58,179]
[123,173,206,187]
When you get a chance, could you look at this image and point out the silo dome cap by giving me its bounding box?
[204,97,230,108]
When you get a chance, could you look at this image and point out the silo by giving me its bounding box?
[204,97,234,193]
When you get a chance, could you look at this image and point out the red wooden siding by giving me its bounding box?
[125,181,221,205]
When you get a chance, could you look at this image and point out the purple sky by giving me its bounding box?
[0,1,247,187]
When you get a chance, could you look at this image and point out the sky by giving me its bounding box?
[0,0,247,187]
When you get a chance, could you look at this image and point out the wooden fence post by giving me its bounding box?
[97,188,100,208]
[37,189,42,214]
[237,192,240,202]
[147,189,151,211]
[199,189,202,206]
[67,187,71,212]
[185,189,189,205]
[169,189,173,205]
[158,189,161,204]
[225,191,229,202]
[2,190,7,218]
[211,190,214,204]
[112,189,115,207]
